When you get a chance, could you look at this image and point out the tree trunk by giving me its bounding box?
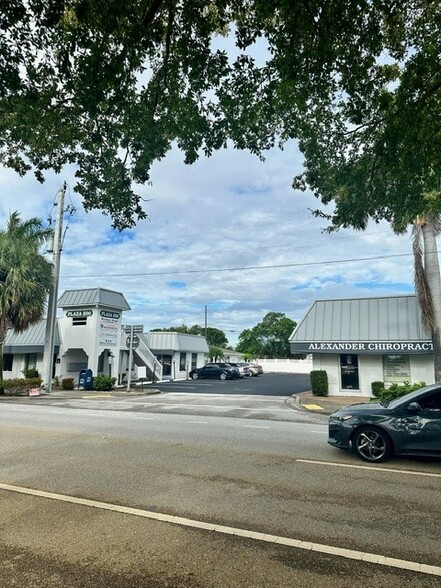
[0,342,4,395]
[422,217,441,382]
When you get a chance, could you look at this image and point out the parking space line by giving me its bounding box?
[0,482,439,577]
[296,459,441,478]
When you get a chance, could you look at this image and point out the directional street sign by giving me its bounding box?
[126,334,140,349]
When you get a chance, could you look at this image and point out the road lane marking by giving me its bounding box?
[0,481,439,577]
[243,425,270,429]
[185,420,209,424]
[302,404,324,410]
[296,459,441,478]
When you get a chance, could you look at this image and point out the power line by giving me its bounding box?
[60,251,415,280]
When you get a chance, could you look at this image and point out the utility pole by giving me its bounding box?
[205,304,208,340]
[42,182,67,394]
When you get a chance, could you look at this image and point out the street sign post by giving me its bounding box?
[126,334,140,349]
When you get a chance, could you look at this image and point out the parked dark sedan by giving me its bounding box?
[328,384,441,462]
[189,363,240,381]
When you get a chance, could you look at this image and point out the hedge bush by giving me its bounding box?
[371,381,385,398]
[92,376,116,391]
[0,378,42,395]
[377,381,426,403]
[62,377,75,390]
[310,370,328,396]
[23,367,40,379]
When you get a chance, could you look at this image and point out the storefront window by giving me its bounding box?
[25,353,37,370]
[191,353,197,370]
[180,352,186,372]
[383,355,410,384]
[340,354,359,390]
[3,354,13,371]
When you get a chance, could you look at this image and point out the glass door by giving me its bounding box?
[340,354,359,390]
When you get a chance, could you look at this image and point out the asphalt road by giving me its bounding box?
[0,390,440,587]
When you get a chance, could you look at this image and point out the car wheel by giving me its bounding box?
[352,426,393,463]
[219,372,227,380]
[192,372,199,380]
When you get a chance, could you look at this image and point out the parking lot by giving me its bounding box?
[152,372,311,396]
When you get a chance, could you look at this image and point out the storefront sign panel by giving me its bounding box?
[290,341,433,354]
[99,314,120,347]
[383,355,411,382]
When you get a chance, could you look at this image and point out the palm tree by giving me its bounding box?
[412,214,441,381]
[0,212,53,391]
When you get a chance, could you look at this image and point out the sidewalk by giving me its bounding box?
[293,391,370,415]
[0,384,162,401]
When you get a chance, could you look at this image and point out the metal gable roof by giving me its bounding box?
[290,295,430,342]
[58,288,130,311]
[144,331,209,353]
[4,320,60,352]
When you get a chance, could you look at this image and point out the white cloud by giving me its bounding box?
[0,139,418,347]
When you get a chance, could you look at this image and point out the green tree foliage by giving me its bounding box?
[0,212,52,389]
[151,324,228,347]
[208,345,224,362]
[236,312,296,358]
[2,1,427,229]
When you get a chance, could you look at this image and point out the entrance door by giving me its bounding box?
[340,354,359,390]
[156,354,172,377]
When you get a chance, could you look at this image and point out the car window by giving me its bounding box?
[419,391,441,410]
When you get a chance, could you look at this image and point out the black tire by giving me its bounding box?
[192,372,199,380]
[352,426,393,463]
[219,372,227,381]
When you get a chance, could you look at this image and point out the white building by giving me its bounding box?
[3,288,209,385]
[289,295,435,398]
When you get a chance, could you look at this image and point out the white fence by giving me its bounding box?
[255,357,313,374]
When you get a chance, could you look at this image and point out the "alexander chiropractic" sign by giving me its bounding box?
[290,341,433,354]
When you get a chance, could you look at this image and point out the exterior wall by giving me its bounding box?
[358,355,384,396]
[312,352,435,398]
[56,307,124,381]
[312,354,342,396]
[170,350,206,380]
[3,353,42,380]
[409,355,435,385]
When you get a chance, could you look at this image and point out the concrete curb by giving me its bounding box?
[0,388,163,401]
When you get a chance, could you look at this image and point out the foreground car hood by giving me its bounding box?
[332,402,384,416]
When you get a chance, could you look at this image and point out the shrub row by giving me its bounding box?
[0,378,42,395]
[62,376,116,391]
[371,380,426,403]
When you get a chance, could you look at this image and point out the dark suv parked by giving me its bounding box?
[189,363,240,381]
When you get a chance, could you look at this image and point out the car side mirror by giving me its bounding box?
[407,402,422,412]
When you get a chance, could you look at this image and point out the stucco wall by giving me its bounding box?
[311,352,435,397]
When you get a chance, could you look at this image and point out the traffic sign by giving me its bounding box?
[126,334,140,349]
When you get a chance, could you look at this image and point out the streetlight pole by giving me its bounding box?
[42,182,66,394]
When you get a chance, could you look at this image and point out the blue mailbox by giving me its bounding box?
[79,369,93,390]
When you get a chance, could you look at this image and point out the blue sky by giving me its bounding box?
[0,138,416,347]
